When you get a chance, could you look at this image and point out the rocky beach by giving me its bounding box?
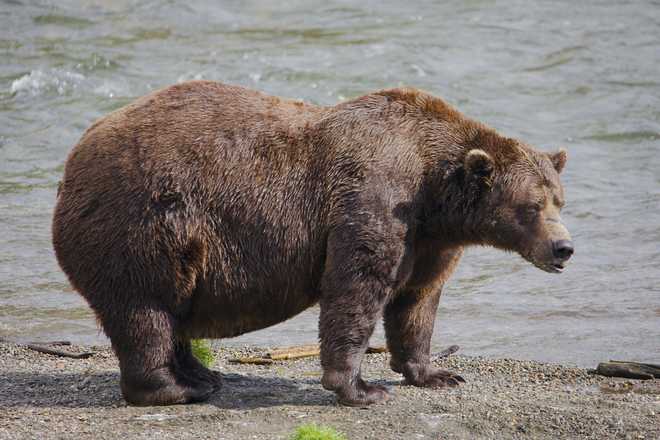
[0,341,657,439]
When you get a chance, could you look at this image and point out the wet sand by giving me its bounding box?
[0,342,657,439]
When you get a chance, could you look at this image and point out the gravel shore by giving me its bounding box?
[0,341,657,439]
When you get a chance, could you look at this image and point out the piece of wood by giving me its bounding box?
[228,356,274,365]
[25,344,95,359]
[267,344,320,359]
[432,344,460,360]
[229,344,389,364]
[0,337,90,359]
[1,338,72,346]
[595,361,660,380]
[267,344,388,361]
[609,360,660,370]
[269,348,321,361]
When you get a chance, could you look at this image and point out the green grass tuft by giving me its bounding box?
[290,424,347,440]
[190,339,215,368]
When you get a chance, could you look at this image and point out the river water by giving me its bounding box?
[1,0,659,367]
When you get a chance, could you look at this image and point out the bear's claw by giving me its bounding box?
[405,368,466,388]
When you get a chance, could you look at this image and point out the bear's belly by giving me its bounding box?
[182,279,321,339]
[177,200,328,339]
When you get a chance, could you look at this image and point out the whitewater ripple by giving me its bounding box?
[9,69,127,99]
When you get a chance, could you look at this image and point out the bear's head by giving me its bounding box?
[462,140,573,273]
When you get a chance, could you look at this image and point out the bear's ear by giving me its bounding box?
[549,148,567,174]
[464,149,494,179]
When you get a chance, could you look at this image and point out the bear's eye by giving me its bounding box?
[528,204,542,214]
[518,204,541,223]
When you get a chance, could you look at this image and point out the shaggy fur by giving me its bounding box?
[52,81,573,406]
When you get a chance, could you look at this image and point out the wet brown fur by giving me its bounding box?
[52,81,570,406]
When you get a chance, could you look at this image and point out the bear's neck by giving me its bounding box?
[417,133,494,247]
[418,168,481,247]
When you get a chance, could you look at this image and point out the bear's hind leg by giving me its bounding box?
[103,301,215,406]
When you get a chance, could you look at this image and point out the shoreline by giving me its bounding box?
[0,342,657,439]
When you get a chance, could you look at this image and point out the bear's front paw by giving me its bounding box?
[323,371,390,407]
[404,366,465,388]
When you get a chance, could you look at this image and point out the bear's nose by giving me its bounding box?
[552,240,574,261]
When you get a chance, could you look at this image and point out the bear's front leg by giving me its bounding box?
[319,289,392,406]
[385,286,464,388]
[319,222,404,407]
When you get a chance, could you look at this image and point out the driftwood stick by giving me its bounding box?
[225,344,458,365]
[609,360,660,370]
[269,348,321,361]
[229,344,389,364]
[228,357,274,365]
[1,337,72,346]
[0,337,90,359]
[25,344,94,359]
[268,344,388,360]
[432,344,460,360]
[595,361,660,380]
[267,344,320,359]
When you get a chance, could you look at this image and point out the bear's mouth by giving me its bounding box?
[536,261,564,274]
[550,262,565,273]
[534,262,564,274]
[524,254,566,274]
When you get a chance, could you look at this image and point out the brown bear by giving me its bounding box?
[52,81,573,407]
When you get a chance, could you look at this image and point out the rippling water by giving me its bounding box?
[1,0,659,367]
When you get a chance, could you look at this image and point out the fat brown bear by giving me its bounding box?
[52,81,573,407]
